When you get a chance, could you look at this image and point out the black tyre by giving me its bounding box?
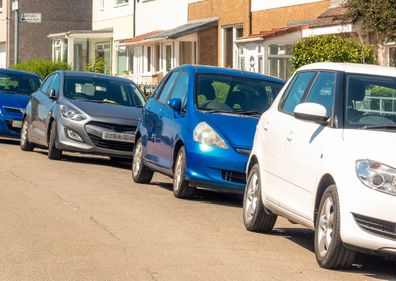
[132,138,154,183]
[315,185,356,269]
[173,146,195,199]
[20,118,35,151]
[48,121,62,160]
[243,163,277,233]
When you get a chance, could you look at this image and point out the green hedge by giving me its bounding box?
[10,59,71,79]
[291,35,376,70]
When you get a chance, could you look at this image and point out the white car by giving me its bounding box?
[244,62,396,269]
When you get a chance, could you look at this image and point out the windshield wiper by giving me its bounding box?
[232,110,262,116]
[202,109,233,114]
[362,124,396,130]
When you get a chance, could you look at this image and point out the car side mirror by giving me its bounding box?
[294,103,329,125]
[168,98,182,112]
[49,88,57,99]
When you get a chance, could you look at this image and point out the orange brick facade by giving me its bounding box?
[189,0,331,67]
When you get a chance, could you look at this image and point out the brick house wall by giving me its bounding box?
[7,0,92,66]
[197,26,218,66]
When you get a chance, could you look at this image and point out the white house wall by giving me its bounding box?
[0,0,8,67]
[251,0,324,12]
[135,0,188,36]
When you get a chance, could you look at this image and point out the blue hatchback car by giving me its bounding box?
[0,69,41,139]
[132,65,284,198]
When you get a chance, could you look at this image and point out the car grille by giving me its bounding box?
[88,133,134,152]
[87,121,136,133]
[2,106,23,114]
[222,170,246,184]
[353,213,396,241]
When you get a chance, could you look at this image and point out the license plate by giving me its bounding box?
[102,132,135,143]
[12,120,22,128]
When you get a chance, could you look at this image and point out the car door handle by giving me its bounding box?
[286,131,293,142]
[263,122,270,131]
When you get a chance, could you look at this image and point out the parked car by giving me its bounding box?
[20,71,146,161]
[0,69,41,139]
[132,65,284,198]
[244,62,396,269]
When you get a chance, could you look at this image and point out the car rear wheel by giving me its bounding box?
[48,121,62,160]
[132,138,153,183]
[20,118,35,151]
[243,163,277,233]
[173,146,195,199]
[315,185,356,269]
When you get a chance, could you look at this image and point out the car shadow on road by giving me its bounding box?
[151,181,243,208]
[0,138,20,146]
[270,227,396,279]
[34,150,132,170]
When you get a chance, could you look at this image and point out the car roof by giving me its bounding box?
[0,68,41,79]
[298,62,396,77]
[175,64,285,84]
[59,71,133,83]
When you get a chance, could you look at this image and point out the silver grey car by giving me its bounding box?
[20,71,146,161]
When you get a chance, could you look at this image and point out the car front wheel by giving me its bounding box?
[173,146,195,199]
[48,121,62,160]
[315,184,356,269]
[132,138,153,184]
[20,118,35,151]
[243,163,277,233]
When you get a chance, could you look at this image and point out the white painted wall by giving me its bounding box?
[135,0,189,36]
[0,0,8,68]
[251,0,324,12]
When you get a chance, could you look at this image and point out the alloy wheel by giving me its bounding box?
[21,120,28,145]
[244,171,259,224]
[174,154,183,192]
[132,141,143,178]
[317,197,334,257]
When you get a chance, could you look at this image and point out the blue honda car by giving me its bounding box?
[0,69,41,139]
[132,65,284,198]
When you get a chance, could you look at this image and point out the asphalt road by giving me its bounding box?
[0,138,395,281]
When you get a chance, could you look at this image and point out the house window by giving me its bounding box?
[127,47,134,74]
[146,46,152,73]
[165,45,172,71]
[95,42,111,74]
[389,47,396,67]
[268,44,292,80]
[115,0,128,5]
[54,40,62,61]
[258,45,264,74]
[99,0,104,10]
[117,48,127,76]
[238,46,245,71]
[222,26,243,68]
[0,0,3,13]
[154,44,160,72]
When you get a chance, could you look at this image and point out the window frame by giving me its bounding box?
[156,71,181,105]
[39,74,56,94]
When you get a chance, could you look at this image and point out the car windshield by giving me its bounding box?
[0,73,41,95]
[64,76,145,107]
[195,74,283,115]
[345,74,396,129]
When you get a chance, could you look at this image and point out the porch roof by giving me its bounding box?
[48,28,113,39]
[118,31,163,46]
[310,7,352,28]
[236,24,309,43]
[144,17,218,41]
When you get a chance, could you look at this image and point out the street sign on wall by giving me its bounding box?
[21,13,42,23]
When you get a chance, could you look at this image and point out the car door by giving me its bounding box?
[29,74,55,144]
[280,71,336,221]
[41,73,61,142]
[144,71,180,166]
[261,71,316,206]
[159,71,189,171]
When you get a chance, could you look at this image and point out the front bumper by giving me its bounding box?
[56,117,137,158]
[184,142,249,194]
[0,112,23,138]
[339,178,396,254]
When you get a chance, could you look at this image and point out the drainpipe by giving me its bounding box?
[248,0,252,36]
[133,0,136,37]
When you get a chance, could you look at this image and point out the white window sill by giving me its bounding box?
[114,3,129,8]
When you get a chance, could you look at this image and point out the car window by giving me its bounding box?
[64,76,145,107]
[281,71,316,114]
[169,72,189,108]
[195,74,283,114]
[50,74,61,96]
[345,74,396,127]
[0,73,40,96]
[40,75,55,94]
[305,72,335,117]
[158,71,179,104]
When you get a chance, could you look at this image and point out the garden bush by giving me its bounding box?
[291,35,376,70]
[11,59,70,79]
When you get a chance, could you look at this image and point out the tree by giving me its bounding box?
[345,0,396,65]
[291,35,375,70]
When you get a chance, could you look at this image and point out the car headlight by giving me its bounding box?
[60,105,86,121]
[193,121,227,149]
[356,159,396,196]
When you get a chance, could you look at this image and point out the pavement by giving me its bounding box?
[0,138,395,281]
